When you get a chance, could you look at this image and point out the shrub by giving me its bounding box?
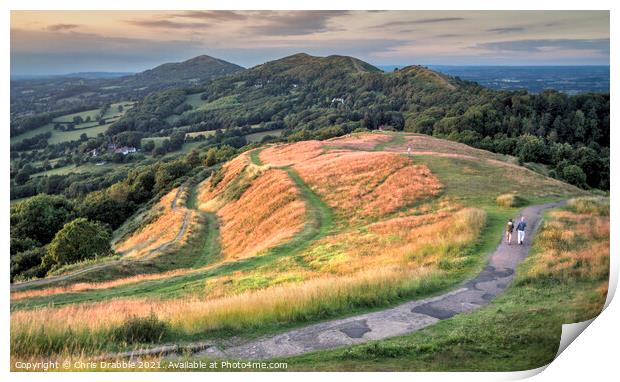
[45,218,112,267]
[112,312,169,344]
[561,165,587,188]
[495,193,527,208]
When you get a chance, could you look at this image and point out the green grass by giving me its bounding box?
[244,129,284,143]
[11,103,133,146]
[31,161,126,177]
[273,204,608,371]
[10,133,596,361]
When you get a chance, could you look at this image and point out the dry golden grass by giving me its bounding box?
[294,150,442,221]
[326,133,391,150]
[218,169,306,260]
[496,193,526,208]
[523,197,609,283]
[10,265,439,352]
[259,140,326,167]
[302,207,485,274]
[114,187,197,259]
[385,134,506,161]
[10,267,202,300]
[196,154,249,210]
[10,199,486,357]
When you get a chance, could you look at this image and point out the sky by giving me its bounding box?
[11,10,610,75]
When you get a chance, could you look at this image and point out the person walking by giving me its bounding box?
[516,216,527,245]
[505,218,514,244]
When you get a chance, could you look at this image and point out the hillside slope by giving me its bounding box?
[10,132,586,360]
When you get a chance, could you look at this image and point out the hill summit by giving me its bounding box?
[128,54,245,84]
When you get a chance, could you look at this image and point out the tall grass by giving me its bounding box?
[218,169,306,259]
[294,150,442,221]
[517,196,609,285]
[259,140,325,167]
[495,193,526,208]
[11,208,486,357]
[326,133,390,151]
[114,187,197,259]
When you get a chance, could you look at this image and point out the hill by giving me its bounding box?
[10,132,588,361]
[120,55,244,88]
[103,52,608,190]
[10,54,244,131]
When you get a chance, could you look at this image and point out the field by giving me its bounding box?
[10,102,134,146]
[10,132,596,367]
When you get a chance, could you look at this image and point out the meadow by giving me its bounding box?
[277,196,610,371]
[10,132,589,362]
[10,102,134,145]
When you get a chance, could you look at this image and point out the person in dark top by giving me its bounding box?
[516,216,527,245]
[505,218,514,244]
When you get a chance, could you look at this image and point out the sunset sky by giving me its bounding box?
[11,10,610,75]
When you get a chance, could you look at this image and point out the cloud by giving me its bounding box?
[247,11,350,36]
[46,24,80,31]
[372,17,465,29]
[435,34,460,38]
[475,38,610,53]
[413,17,465,24]
[171,11,248,21]
[125,19,210,29]
[486,27,526,34]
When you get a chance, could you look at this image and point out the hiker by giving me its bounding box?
[505,218,514,244]
[516,216,527,245]
[407,145,412,156]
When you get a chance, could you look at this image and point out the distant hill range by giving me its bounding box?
[11,55,246,117]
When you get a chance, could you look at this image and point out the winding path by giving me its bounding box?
[11,182,192,292]
[194,200,564,360]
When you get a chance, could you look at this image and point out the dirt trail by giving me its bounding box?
[11,182,193,292]
[187,201,564,360]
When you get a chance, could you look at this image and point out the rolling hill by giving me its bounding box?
[116,55,245,89]
[11,132,591,363]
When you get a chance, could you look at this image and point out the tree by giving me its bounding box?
[10,194,74,245]
[517,134,548,163]
[186,149,201,168]
[78,190,135,229]
[204,148,218,166]
[561,165,587,188]
[14,170,30,185]
[45,218,111,267]
[10,247,47,281]
[143,140,156,152]
[80,133,88,142]
[169,131,186,151]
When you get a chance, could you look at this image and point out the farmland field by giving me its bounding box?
[10,102,134,146]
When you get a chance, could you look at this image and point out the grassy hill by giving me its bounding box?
[10,132,588,360]
[121,55,244,88]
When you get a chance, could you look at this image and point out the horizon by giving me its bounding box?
[9,52,612,78]
[11,10,609,76]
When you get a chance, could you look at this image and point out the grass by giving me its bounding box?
[496,193,527,208]
[11,103,133,146]
[244,129,284,143]
[273,197,609,371]
[9,132,591,362]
